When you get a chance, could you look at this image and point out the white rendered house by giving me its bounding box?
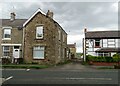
[83,29,120,61]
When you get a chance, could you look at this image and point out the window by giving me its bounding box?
[3,46,10,57]
[63,34,65,42]
[108,39,115,47]
[97,52,109,57]
[58,30,61,40]
[36,26,43,39]
[33,46,44,59]
[95,39,100,48]
[63,48,65,58]
[59,47,61,58]
[3,28,11,39]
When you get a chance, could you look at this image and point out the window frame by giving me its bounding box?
[97,52,110,57]
[58,30,61,41]
[2,27,12,40]
[36,26,44,39]
[3,46,10,57]
[95,39,101,48]
[33,46,45,59]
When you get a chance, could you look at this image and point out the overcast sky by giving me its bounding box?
[0,1,118,52]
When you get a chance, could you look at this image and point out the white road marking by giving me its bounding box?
[26,69,30,71]
[5,76,13,81]
[65,77,112,80]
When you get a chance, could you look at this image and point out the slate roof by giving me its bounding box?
[85,31,120,39]
[0,19,27,28]
[95,48,120,52]
[67,44,76,48]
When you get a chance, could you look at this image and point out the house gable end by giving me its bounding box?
[23,8,46,27]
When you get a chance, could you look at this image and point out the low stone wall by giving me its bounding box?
[88,61,120,66]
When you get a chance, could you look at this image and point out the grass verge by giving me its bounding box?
[97,66,114,69]
[56,60,72,66]
[1,61,72,69]
[2,64,49,69]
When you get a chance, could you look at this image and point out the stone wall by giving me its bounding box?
[24,12,67,65]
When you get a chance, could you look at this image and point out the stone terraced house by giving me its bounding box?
[0,8,67,65]
[67,43,76,59]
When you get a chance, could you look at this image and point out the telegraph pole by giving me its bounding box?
[83,38,86,62]
[83,27,87,62]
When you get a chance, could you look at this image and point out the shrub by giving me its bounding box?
[86,55,113,62]
[2,58,11,64]
[31,62,39,64]
[104,57,113,62]
[86,55,94,62]
[113,53,120,62]
[18,58,24,64]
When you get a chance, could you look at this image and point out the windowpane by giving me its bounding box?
[95,39,100,47]
[33,50,44,59]
[58,30,61,40]
[36,26,43,39]
[4,52,10,56]
[33,46,44,59]
[4,46,10,51]
[4,29,11,38]
[3,46,10,56]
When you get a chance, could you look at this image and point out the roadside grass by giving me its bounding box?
[81,61,90,65]
[1,60,72,69]
[97,66,114,69]
[2,64,49,69]
[56,60,72,66]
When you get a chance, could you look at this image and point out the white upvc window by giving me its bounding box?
[3,27,12,40]
[3,46,10,57]
[97,52,110,57]
[36,26,43,39]
[33,46,45,59]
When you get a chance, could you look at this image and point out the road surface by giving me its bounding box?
[1,62,119,85]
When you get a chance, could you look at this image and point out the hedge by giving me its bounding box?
[86,54,120,62]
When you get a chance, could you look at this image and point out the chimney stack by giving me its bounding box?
[10,12,16,21]
[46,10,53,19]
[84,27,87,33]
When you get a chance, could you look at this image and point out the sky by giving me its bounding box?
[0,0,118,52]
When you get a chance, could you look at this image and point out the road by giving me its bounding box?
[1,62,119,86]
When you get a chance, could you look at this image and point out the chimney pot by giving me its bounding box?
[84,27,87,33]
[10,12,16,21]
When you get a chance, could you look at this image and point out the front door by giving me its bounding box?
[13,46,20,58]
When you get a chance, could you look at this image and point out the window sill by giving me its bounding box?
[2,38,11,40]
[1,56,10,58]
[33,58,45,60]
[95,46,101,48]
[35,38,44,40]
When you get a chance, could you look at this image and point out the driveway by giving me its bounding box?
[44,61,94,71]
